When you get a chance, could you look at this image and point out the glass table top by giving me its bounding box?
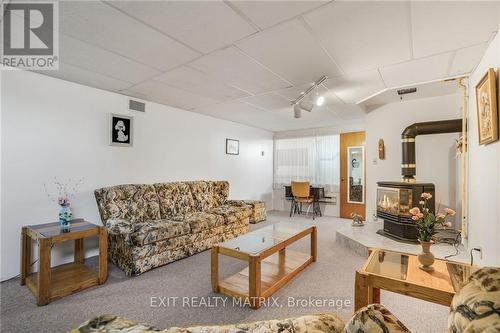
[29,219,98,237]
[364,250,474,292]
[219,222,314,255]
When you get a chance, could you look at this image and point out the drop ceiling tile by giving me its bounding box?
[109,1,256,53]
[303,1,411,73]
[60,35,160,83]
[36,62,133,92]
[229,1,327,30]
[236,20,341,85]
[154,66,249,101]
[449,43,488,76]
[332,104,367,121]
[195,100,283,131]
[411,2,499,58]
[124,80,217,110]
[241,93,291,111]
[327,70,386,104]
[379,53,452,88]
[59,1,200,71]
[189,46,291,94]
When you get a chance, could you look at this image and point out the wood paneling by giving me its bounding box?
[340,131,366,218]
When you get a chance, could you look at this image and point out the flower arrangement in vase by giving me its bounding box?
[409,192,455,271]
[44,178,84,231]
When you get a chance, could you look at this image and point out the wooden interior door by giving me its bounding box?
[340,131,366,219]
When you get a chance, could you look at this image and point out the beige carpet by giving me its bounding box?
[0,211,449,332]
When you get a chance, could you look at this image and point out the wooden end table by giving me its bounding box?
[21,219,107,305]
[211,222,317,309]
[354,248,475,311]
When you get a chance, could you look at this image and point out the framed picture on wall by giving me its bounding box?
[110,113,133,147]
[226,138,239,155]
[475,68,498,145]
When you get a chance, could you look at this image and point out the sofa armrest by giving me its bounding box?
[73,313,345,333]
[344,304,411,333]
[105,218,134,235]
[226,199,247,207]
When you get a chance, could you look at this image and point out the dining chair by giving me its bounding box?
[290,181,315,219]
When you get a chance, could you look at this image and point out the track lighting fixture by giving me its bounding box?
[291,75,327,118]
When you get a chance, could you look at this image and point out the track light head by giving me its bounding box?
[293,104,302,118]
[316,95,325,106]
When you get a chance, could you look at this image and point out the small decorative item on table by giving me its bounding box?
[409,192,455,272]
[351,212,365,226]
[58,197,72,231]
[44,177,84,231]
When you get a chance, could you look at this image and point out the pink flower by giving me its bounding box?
[436,213,445,219]
[409,207,421,215]
[444,221,452,227]
[421,193,433,200]
[418,213,424,219]
[411,215,419,221]
[444,208,456,216]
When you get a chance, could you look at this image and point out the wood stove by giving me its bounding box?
[375,118,461,243]
[376,181,435,242]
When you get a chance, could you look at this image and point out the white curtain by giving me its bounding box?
[273,135,340,192]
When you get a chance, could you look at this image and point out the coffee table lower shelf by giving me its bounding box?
[217,250,313,307]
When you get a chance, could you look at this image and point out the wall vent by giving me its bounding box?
[129,99,146,112]
[397,88,417,95]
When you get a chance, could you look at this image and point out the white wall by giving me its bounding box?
[1,70,274,281]
[365,94,462,223]
[466,31,500,266]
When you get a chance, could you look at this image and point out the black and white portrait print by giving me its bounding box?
[110,114,133,146]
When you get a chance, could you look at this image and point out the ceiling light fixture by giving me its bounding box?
[291,75,327,118]
[316,95,325,106]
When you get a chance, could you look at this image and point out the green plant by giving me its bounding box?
[410,193,455,242]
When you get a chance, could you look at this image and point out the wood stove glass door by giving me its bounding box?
[347,146,365,204]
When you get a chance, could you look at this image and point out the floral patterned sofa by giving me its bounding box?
[73,267,500,332]
[94,181,266,275]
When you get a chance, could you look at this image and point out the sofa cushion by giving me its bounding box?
[211,181,229,206]
[95,184,161,223]
[344,304,410,333]
[170,211,225,233]
[207,204,252,224]
[187,181,217,211]
[73,313,345,333]
[154,182,196,219]
[448,267,500,333]
[187,181,229,211]
[129,219,191,246]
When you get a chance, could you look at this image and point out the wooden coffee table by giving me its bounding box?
[21,219,107,305]
[355,248,475,311]
[211,222,317,309]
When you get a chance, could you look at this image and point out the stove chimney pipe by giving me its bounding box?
[401,119,462,183]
